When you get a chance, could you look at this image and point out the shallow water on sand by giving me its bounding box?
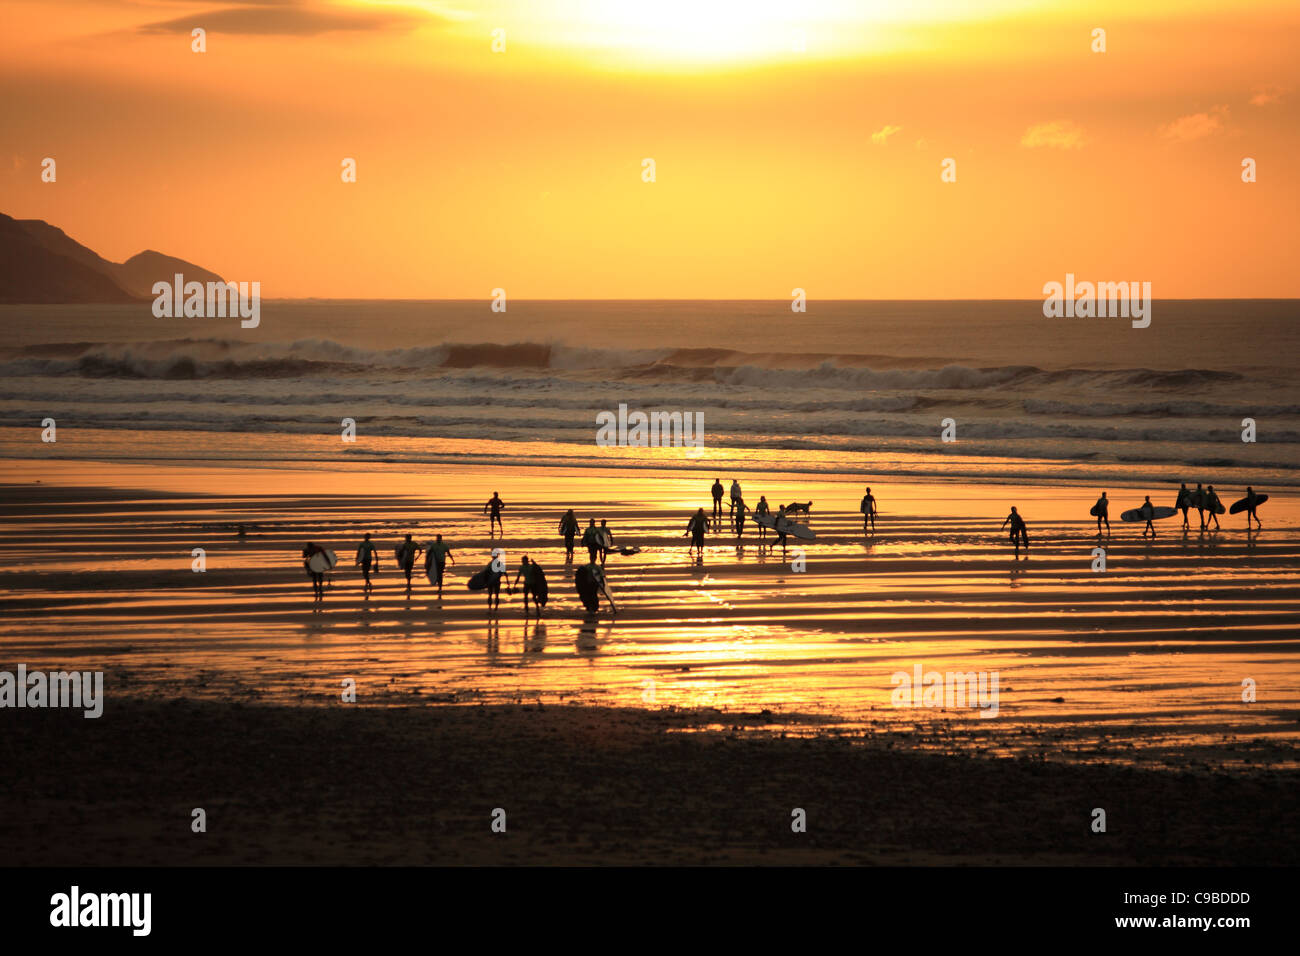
[1,460,1297,770]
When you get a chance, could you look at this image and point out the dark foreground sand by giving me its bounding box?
[2,700,1295,866]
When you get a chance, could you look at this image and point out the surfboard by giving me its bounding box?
[307,549,337,574]
[616,546,642,556]
[1229,493,1268,514]
[1120,506,1177,522]
[574,564,600,612]
[1089,503,1105,517]
[467,566,496,591]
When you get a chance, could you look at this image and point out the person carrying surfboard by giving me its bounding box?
[1193,482,1206,530]
[1203,485,1222,531]
[581,518,602,563]
[575,558,616,615]
[512,555,542,615]
[599,519,613,566]
[1242,486,1263,529]
[860,487,877,533]
[733,497,747,537]
[1139,495,1157,537]
[1175,483,1192,530]
[711,479,724,524]
[729,479,743,516]
[302,542,327,601]
[355,532,380,592]
[1000,507,1028,555]
[1092,491,1110,536]
[483,492,506,536]
[772,505,789,549]
[687,508,708,555]
[559,509,580,562]
[425,534,454,594]
[396,534,422,590]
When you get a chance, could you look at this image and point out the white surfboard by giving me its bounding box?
[307,549,337,573]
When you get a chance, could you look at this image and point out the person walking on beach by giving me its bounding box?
[1139,495,1157,537]
[1193,482,1206,529]
[1093,491,1110,536]
[1175,483,1192,529]
[1204,485,1222,531]
[559,509,579,562]
[512,555,541,615]
[483,492,505,536]
[302,542,327,601]
[772,504,789,550]
[711,479,724,523]
[575,557,616,615]
[860,487,877,533]
[599,518,614,565]
[481,555,506,612]
[733,497,748,537]
[753,495,770,539]
[582,518,602,563]
[425,533,454,594]
[729,479,743,517]
[1242,486,1263,529]
[687,507,708,555]
[1000,507,1028,556]
[396,534,422,591]
[355,533,380,592]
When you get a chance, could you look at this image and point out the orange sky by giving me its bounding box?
[2,0,1297,298]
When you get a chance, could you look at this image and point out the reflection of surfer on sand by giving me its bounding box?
[1000,507,1028,556]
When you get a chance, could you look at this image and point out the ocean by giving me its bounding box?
[1,299,1296,487]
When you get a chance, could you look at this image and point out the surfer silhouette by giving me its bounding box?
[687,507,708,555]
[512,555,539,615]
[484,492,505,535]
[1000,507,1028,556]
[753,496,770,539]
[582,518,602,563]
[355,532,380,592]
[729,479,742,516]
[302,542,327,601]
[733,497,747,537]
[599,519,613,565]
[772,505,789,550]
[1139,495,1156,537]
[397,533,422,590]
[425,533,454,594]
[1194,482,1206,529]
[1204,485,1222,531]
[1093,491,1110,535]
[861,486,877,533]
[1243,486,1263,529]
[1175,483,1191,529]
[711,479,724,523]
[559,509,579,562]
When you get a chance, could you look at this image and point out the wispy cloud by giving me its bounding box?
[871,124,903,145]
[1020,120,1086,150]
[135,1,447,37]
[1159,107,1227,142]
[1249,87,1282,106]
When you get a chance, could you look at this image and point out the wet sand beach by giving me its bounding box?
[1,459,1297,863]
